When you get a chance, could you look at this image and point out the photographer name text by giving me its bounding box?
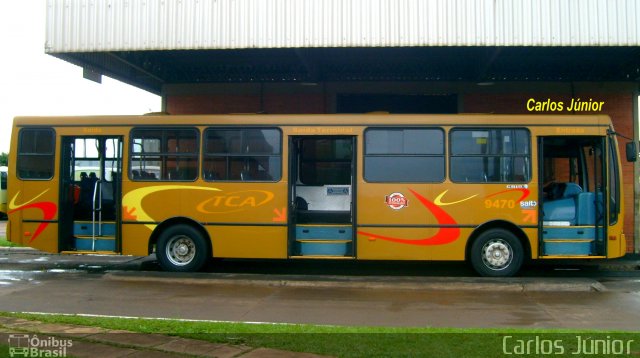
[503,335,634,355]
[526,98,604,112]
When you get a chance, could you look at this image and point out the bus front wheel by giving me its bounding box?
[156,224,209,272]
[470,229,523,277]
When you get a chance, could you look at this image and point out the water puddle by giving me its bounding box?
[0,270,43,287]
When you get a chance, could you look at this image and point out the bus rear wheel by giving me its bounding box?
[156,224,209,272]
[470,229,523,277]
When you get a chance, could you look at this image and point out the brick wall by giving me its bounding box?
[166,94,325,114]
[166,94,261,114]
[464,92,636,253]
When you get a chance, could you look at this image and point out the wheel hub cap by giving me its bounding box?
[166,236,196,266]
[482,239,512,270]
[176,243,189,256]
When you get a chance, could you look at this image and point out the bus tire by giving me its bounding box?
[156,224,209,272]
[470,229,523,277]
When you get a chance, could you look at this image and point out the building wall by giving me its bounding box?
[165,83,636,253]
[166,93,326,114]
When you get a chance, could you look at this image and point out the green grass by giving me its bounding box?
[0,235,16,247]
[2,312,638,357]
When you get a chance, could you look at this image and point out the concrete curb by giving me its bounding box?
[105,271,604,292]
[0,246,35,251]
[595,263,640,271]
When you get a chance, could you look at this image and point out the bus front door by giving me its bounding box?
[59,136,123,253]
[539,136,606,257]
[289,136,356,259]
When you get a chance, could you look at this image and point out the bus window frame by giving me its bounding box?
[202,126,283,183]
[363,126,446,184]
[16,127,56,181]
[129,127,200,182]
[449,127,532,184]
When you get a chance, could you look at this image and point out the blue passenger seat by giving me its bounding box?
[543,183,583,225]
[574,192,596,225]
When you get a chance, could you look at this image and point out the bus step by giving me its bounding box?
[295,241,351,256]
[75,236,116,251]
[296,239,351,244]
[74,222,116,236]
[289,255,354,260]
[296,225,352,240]
[543,239,595,255]
[60,251,119,255]
[541,255,606,259]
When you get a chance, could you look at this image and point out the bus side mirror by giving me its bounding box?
[625,142,638,162]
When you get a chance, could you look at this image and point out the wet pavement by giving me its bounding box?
[1,220,640,331]
[0,247,639,330]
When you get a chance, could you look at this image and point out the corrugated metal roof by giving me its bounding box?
[46,0,640,53]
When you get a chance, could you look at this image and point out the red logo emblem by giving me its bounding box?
[385,192,408,210]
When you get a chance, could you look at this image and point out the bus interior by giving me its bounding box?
[289,137,356,258]
[59,137,123,252]
[540,136,609,257]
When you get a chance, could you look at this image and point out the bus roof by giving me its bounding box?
[12,113,612,128]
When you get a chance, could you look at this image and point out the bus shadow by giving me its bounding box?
[138,256,637,278]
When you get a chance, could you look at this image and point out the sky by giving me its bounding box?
[0,1,160,154]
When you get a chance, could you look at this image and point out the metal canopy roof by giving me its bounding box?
[51,46,640,94]
[46,0,640,94]
[47,0,640,51]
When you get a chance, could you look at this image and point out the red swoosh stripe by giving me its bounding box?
[9,202,57,243]
[485,188,530,202]
[357,189,460,246]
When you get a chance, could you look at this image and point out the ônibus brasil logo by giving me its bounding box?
[385,192,408,210]
[8,334,72,357]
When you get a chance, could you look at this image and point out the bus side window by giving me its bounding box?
[17,128,55,180]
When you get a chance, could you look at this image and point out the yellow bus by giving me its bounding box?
[6,114,637,276]
[0,166,7,217]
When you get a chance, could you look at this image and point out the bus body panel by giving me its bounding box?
[119,180,288,257]
[357,227,466,260]
[209,225,287,258]
[358,183,537,227]
[120,182,287,224]
[7,177,60,252]
[121,223,156,256]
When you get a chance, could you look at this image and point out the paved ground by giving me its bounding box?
[1,246,639,331]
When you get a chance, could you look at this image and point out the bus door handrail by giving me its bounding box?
[91,179,102,250]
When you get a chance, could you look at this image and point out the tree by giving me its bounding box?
[0,152,7,166]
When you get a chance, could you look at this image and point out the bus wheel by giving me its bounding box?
[470,229,523,277]
[156,224,209,272]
